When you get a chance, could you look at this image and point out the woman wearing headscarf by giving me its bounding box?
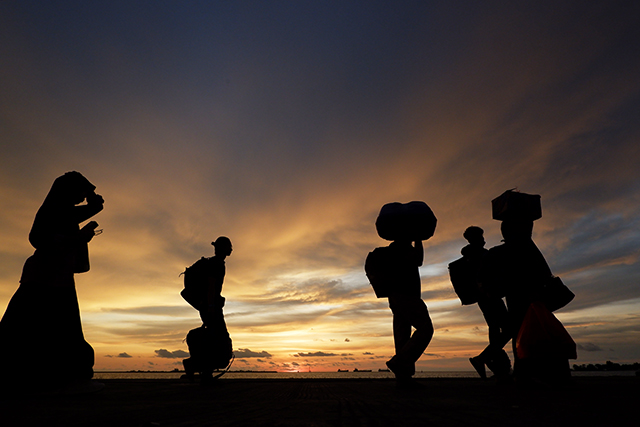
[0,171,104,393]
[487,219,572,386]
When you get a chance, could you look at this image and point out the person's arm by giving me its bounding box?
[207,277,224,306]
[413,240,424,267]
[74,193,104,224]
[206,260,225,307]
[79,221,99,243]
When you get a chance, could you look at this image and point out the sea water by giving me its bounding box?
[93,370,638,380]
[93,371,478,380]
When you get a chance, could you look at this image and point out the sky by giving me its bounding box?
[1,1,640,372]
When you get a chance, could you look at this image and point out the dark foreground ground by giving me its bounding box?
[1,377,637,427]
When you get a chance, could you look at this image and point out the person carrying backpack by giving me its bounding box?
[200,237,232,328]
[458,226,511,382]
[384,239,434,389]
[365,201,437,390]
[181,236,233,383]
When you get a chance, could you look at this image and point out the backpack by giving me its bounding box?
[180,257,211,310]
[448,257,480,305]
[364,246,393,298]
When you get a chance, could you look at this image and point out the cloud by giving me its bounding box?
[97,321,196,347]
[154,349,190,359]
[224,303,335,329]
[104,306,194,317]
[294,352,338,358]
[423,353,445,359]
[104,352,133,358]
[577,343,604,352]
[234,348,272,359]
[246,279,368,306]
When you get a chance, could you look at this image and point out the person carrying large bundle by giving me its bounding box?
[485,189,575,386]
[364,201,436,389]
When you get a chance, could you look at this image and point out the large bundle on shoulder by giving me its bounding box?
[492,189,542,221]
[365,201,436,298]
[375,201,437,241]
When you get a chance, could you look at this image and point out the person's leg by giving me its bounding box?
[508,300,532,385]
[392,310,412,355]
[388,297,433,377]
[182,357,195,381]
[401,298,433,364]
[388,300,413,378]
[477,298,511,378]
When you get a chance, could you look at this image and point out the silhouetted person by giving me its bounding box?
[200,237,232,329]
[183,236,233,384]
[0,171,104,394]
[385,239,434,389]
[487,219,571,386]
[461,226,511,381]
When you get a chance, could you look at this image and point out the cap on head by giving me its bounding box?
[212,236,232,249]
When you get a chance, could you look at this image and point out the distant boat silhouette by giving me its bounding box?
[337,369,349,372]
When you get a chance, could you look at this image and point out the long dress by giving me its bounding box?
[488,238,571,383]
[0,172,101,387]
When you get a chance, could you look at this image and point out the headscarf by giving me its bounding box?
[29,171,96,250]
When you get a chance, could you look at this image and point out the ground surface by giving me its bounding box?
[1,377,637,426]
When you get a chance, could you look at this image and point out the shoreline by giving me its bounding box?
[2,377,637,426]
[90,369,639,381]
